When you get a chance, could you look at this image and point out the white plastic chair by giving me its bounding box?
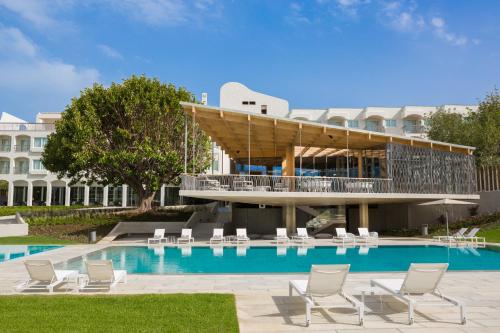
[289,264,364,326]
[16,260,78,293]
[275,228,290,244]
[209,228,224,244]
[236,228,250,243]
[292,228,311,244]
[80,260,127,291]
[148,228,166,244]
[177,228,194,244]
[371,263,466,325]
[357,228,378,244]
[333,228,356,246]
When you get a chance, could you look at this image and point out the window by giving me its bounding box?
[347,120,359,128]
[249,101,256,105]
[33,137,48,148]
[242,101,249,105]
[32,159,46,170]
[261,105,267,114]
[384,119,396,128]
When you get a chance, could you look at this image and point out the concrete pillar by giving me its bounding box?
[121,184,128,207]
[27,182,33,206]
[160,184,165,207]
[46,182,52,206]
[64,186,71,206]
[283,204,296,234]
[103,186,109,207]
[281,144,295,176]
[359,202,369,229]
[7,181,14,206]
[83,185,90,206]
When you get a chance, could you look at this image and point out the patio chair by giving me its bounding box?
[289,264,364,326]
[197,175,221,191]
[357,228,379,245]
[177,228,194,244]
[233,177,254,191]
[292,228,311,244]
[275,228,290,244]
[459,228,485,246]
[16,260,78,293]
[333,228,356,246]
[80,260,127,291]
[148,228,166,244]
[433,228,468,243]
[236,228,250,243]
[209,228,224,244]
[371,263,466,325]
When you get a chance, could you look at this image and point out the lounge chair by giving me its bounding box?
[459,228,485,246]
[357,228,378,244]
[292,228,311,244]
[209,228,224,244]
[148,228,166,244]
[16,260,78,293]
[177,228,194,244]
[79,260,127,291]
[371,263,466,325]
[333,228,356,246]
[236,228,250,243]
[275,228,290,244]
[433,228,468,243]
[289,264,364,326]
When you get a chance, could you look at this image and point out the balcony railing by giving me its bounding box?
[0,167,9,174]
[14,144,30,152]
[181,174,393,194]
[14,167,29,174]
[403,124,425,134]
[364,125,384,133]
[0,123,55,131]
[0,144,11,152]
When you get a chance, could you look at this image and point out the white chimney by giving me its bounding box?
[201,93,208,105]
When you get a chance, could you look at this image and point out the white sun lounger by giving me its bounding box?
[357,228,379,244]
[459,228,485,246]
[434,228,468,243]
[289,264,364,326]
[148,228,166,244]
[275,228,290,244]
[371,263,466,325]
[333,228,356,246]
[16,260,78,293]
[236,228,250,243]
[292,228,311,244]
[177,228,194,244]
[209,228,224,244]
[79,260,127,291]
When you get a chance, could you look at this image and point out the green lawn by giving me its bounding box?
[0,235,79,245]
[477,225,500,243]
[0,294,239,333]
[0,205,84,217]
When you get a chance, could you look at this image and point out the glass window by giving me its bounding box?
[32,160,45,170]
[385,119,396,127]
[347,120,359,128]
[366,120,380,131]
[33,137,48,148]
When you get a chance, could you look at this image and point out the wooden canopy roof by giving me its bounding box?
[180,102,475,159]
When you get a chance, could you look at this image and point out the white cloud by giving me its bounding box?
[98,44,123,60]
[430,16,468,46]
[0,26,99,114]
[335,0,370,17]
[0,0,73,30]
[379,1,425,32]
[286,2,311,25]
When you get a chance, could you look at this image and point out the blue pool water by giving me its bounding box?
[0,245,62,263]
[59,245,500,274]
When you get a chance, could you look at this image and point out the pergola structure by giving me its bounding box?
[179,102,478,232]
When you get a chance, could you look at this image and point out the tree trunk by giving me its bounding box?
[136,190,156,213]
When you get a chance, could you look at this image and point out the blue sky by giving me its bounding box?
[1,0,499,121]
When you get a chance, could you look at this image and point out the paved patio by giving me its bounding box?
[1,239,499,332]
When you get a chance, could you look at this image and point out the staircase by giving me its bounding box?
[186,203,232,239]
[297,206,322,217]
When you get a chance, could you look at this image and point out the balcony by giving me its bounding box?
[0,144,11,152]
[14,167,29,174]
[14,144,30,152]
[364,125,385,133]
[0,167,9,174]
[182,174,393,194]
[0,123,55,131]
[403,124,425,134]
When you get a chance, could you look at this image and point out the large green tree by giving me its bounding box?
[426,89,500,166]
[42,75,211,212]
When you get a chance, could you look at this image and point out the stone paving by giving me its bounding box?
[1,239,499,332]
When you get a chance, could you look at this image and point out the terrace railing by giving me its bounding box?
[181,174,393,194]
[0,123,55,131]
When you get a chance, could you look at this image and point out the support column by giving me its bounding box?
[102,186,109,207]
[357,152,363,178]
[83,185,90,206]
[359,202,369,229]
[160,184,166,207]
[283,204,296,234]
[27,182,33,206]
[121,184,128,208]
[46,182,52,206]
[7,181,14,206]
[64,186,71,206]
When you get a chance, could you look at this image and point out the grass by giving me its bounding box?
[0,294,239,333]
[0,235,79,245]
[477,225,500,243]
[0,205,83,217]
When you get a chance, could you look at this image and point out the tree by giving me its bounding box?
[42,75,211,212]
[426,89,500,166]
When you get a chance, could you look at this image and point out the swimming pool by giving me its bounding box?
[59,245,500,274]
[0,245,62,263]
